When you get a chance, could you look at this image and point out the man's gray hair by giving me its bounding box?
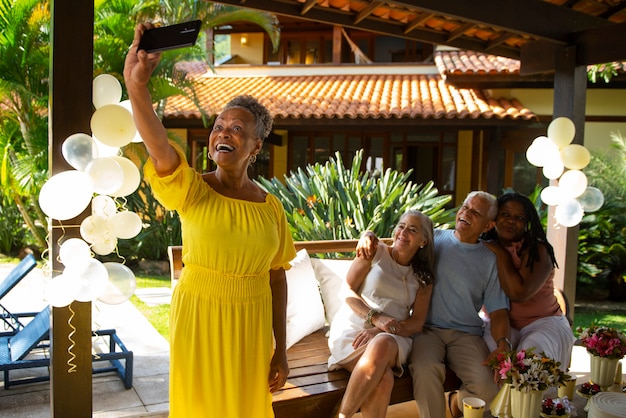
[464,191,498,220]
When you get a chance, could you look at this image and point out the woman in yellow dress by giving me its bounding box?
[124,23,296,417]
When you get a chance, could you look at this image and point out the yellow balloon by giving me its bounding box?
[547,117,575,149]
[90,104,137,148]
[110,156,141,197]
[560,144,590,170]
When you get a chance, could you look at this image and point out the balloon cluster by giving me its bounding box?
[527,117,604,227]
[39,74,143,308]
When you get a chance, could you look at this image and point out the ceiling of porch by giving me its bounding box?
[211,0,626,73]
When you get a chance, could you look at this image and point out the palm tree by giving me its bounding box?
[0,0,50,249]
[95,0,280,121]
[0,0,281,254]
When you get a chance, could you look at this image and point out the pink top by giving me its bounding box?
[505,243,562,329]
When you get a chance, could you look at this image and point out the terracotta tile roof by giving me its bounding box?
[164,64,536,122]
[434,50,520,76]
[434,49,626,78]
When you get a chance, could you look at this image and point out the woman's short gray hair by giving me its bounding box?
[223,95,273,140]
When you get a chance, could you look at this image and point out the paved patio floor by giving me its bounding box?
[0,262,622,417]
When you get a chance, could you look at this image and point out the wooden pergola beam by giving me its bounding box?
[49,1,94,415]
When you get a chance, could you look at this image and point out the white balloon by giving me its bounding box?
[39,170,94,220]
[559,169,588,198]
[91,237,118,256]
[67,258,109,302]
[85,157,124,195]
[110,211,143,239]
[93,74,122,109]
[62,133,99,171]
[540,185,564,206]
[91,195,117,218]
[90,104,136,148]
[118,100,144,143]
[92,135,121,157]
[59,238,92,270]
[542,159,564,180]
[45,273,81,307]
[577,187,604,212]
[80,214,112,244]
[547,117,576,149]
[526,136,559,167]
[99,262,137,305]
[555,198,584,227]
[109,156,141,197]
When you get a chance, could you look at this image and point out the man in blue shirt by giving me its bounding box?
[409,191,510,418]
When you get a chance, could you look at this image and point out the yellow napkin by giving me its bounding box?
[490,383,512,418]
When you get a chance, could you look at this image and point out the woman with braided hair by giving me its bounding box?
[483,192,575,367]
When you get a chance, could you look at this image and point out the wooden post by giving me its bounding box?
[332,25,342,64]
[49,1,94,416]
[547,45,587,320]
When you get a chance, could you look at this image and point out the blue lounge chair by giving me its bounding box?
[0,306,133,389]
[0,254,38,333]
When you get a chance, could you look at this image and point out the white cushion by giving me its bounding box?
[309,258,352,325]
[285,249,326,349]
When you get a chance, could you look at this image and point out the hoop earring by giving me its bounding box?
[249,154,257,164]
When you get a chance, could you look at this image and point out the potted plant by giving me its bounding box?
[577,325,626,388]
[489,348,568,418]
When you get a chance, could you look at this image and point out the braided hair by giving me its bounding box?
[483,192,558,271]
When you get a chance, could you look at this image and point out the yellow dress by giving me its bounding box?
[145,152,296,418]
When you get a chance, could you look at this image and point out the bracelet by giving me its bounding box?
[365,309,380,326]
[496,337,513,350]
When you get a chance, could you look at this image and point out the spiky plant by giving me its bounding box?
[256,150,454,247]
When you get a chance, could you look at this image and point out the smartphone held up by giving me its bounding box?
[137,20,202,54]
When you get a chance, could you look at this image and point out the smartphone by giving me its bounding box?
[137,20,202,53]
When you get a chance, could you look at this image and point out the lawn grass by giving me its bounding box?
[572,308,626,337]
[131,274,171,341]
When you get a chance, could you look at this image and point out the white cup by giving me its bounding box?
[462,397,486,418]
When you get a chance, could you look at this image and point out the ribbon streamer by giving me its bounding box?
[66,304,77,373]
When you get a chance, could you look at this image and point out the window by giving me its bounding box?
[390,131,456,194]
[287,131,386,174]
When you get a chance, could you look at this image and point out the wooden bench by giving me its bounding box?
[167,240,455,417]
[167,241,572,417]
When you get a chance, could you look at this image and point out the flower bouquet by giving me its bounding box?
[577,325,626,359]
[577,325,626,388]
[488,348,568,418]
[488,347,567,392]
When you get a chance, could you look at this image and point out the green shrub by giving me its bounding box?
[256,150,455,247]
[0,194,31,255]
[577,132,626,300]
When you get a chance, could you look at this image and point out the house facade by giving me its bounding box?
[162,22,626,205]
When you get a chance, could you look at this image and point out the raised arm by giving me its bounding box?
[123,23,179,175]
[356,231,379,259]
